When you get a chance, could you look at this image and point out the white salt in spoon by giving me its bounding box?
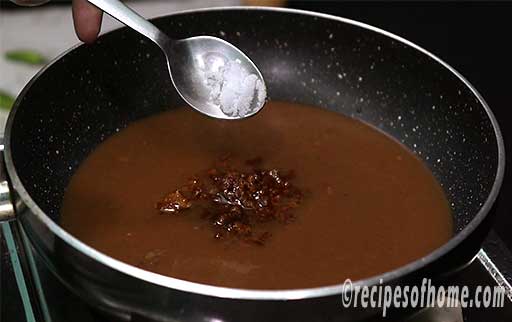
[88,0,267,119]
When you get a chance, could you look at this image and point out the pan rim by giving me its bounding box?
[3,6,506,301]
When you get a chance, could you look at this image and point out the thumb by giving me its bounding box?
[72,0,103,44]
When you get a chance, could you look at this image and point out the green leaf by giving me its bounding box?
[5,49,48,65]
[0,90,15,110]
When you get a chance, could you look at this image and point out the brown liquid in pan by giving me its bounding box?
[61,101,452,289]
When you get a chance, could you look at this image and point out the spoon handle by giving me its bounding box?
[87,0,169,47]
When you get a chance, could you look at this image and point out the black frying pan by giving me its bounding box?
[0,7,505,322]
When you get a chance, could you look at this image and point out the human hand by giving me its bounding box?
[72,0,103,44]
[10,0,103,44]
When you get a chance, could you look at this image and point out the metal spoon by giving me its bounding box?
[88,0,267,119]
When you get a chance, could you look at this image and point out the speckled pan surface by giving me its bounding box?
[8,7,502,229]
[2,6,505,320]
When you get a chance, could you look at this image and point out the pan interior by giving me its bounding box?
[8,9,499,237]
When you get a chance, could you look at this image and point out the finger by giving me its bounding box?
[72,0,103,44]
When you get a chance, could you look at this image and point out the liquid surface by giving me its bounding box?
[61,101,452,289]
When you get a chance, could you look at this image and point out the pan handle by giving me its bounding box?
[0,137,15,222]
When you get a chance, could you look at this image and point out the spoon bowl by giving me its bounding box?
[168,36,267,119]
[88,0,267,119]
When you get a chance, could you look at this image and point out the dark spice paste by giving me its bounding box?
[156,156,303,245]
